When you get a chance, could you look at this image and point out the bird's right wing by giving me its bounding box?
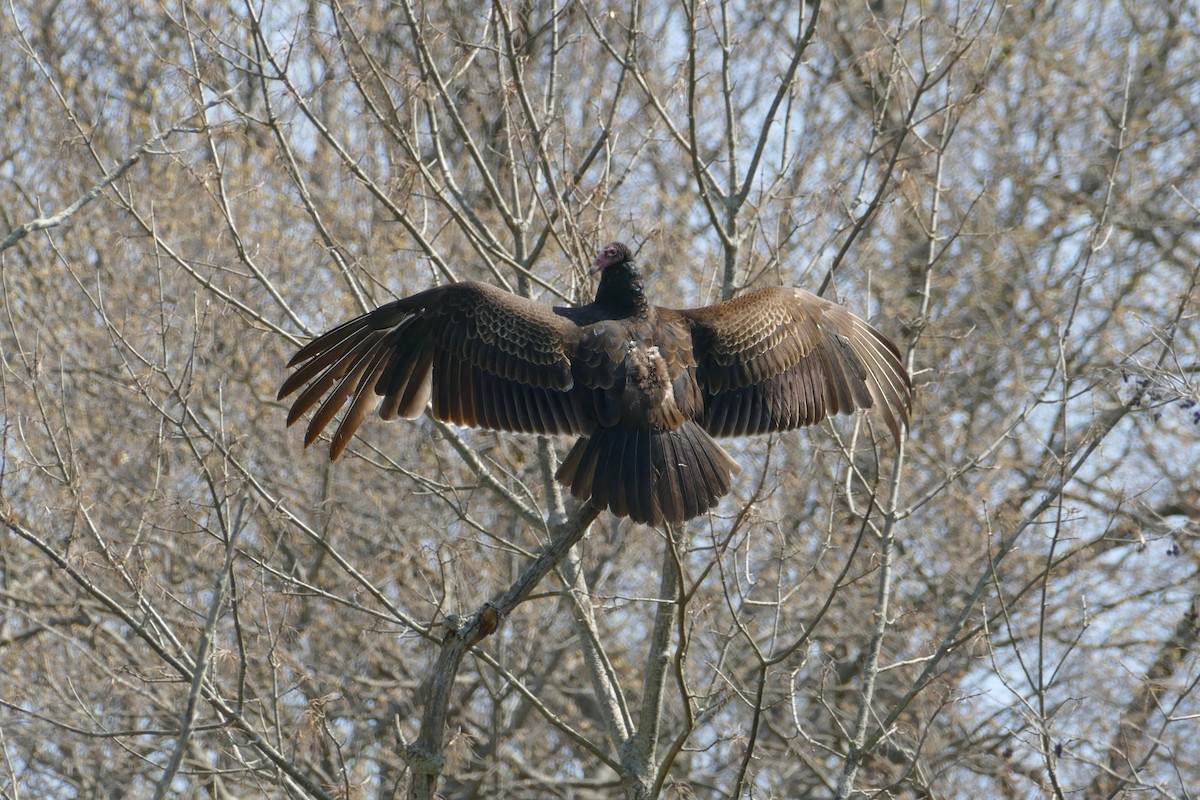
[679,286,912,441]
[278,281,591,460]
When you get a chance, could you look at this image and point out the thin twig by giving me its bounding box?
[0,91,234,254]
[152,499,247,800]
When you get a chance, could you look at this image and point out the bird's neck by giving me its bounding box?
[593,262,649,318]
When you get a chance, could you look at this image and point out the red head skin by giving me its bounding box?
[591,241,631,275]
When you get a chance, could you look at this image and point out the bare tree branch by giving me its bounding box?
[406,502,601,799]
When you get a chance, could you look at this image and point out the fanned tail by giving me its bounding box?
[556,422,741,525]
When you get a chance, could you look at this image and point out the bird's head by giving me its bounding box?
[591,241,632,275]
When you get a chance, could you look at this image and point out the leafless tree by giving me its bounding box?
[2,1,1197,798]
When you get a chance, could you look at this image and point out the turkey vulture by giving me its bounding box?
[279,242,912,525]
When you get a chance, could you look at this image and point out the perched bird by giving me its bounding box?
[279,242,912,525]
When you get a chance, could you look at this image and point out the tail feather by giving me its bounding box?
[587,425,618,512]
[667,428,703,522]
[672,426,710,513]
[633,429,655,526]
[609,429,632,519]
[556,422,741,525]
[684,423,738,500]
[654,430,683,524]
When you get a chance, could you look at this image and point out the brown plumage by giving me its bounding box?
[279,242,912,525]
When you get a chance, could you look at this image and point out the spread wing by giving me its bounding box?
[278,281,592,460]
[679,286,912,441]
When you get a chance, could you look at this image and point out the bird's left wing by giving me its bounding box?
[678,286,912,441]
[278,281,590,460]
